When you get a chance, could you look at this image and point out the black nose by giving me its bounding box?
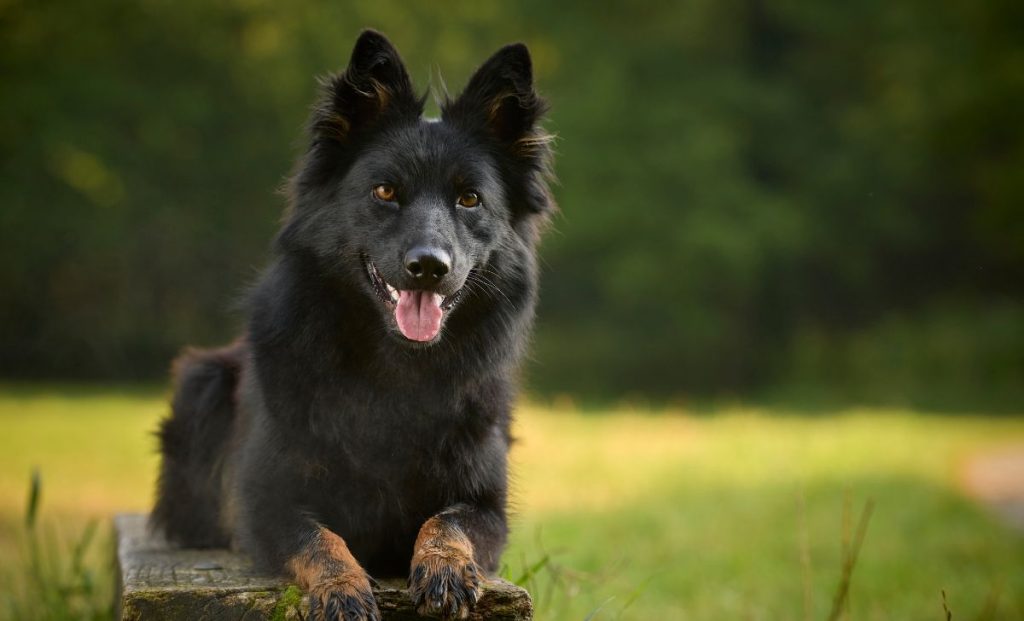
[404,246,451,282]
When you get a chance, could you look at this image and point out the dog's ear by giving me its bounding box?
[445,44,554,220]
[445,43,549,154]
[312,30,420,142]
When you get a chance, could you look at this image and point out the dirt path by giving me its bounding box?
[962,445,1024,531]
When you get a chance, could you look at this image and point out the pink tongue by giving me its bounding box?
[395,290,444,342]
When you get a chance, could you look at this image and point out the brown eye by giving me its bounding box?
[457,191,480,208]
[372,184,396,202]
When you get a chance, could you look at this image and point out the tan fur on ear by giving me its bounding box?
[322,112,351,142]
[319,76,395,143]
[514,131,556,159]
[485,91,516,126]
[368,77,392,110]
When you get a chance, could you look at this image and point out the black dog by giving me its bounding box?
[151,30,553,621]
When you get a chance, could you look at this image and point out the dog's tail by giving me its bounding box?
[150,340,246,548]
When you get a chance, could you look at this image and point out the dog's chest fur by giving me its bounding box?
[231,271,513,574]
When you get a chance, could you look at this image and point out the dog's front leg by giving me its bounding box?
[286,523,380,621]
[408,503,506,619]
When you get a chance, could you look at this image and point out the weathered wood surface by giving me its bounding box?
[115,514,533,620]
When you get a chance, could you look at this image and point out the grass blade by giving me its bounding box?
[826,498,874,621]
[25,468,41,529]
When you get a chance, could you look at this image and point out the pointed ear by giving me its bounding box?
[312,30,420,143]
[444,43,549,153]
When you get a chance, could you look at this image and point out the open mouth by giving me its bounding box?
[363,256,464,343]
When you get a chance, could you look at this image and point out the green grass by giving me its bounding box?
[1,385,1022,620]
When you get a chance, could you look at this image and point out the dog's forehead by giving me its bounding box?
[374,119,493,176]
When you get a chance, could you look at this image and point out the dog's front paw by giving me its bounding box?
[307,570,380,621]
[408,547,482,619]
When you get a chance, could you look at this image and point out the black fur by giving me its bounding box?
[151,30,553,620]
[152,342,242,549]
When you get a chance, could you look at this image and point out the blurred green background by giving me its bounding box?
[3,0,1021,408]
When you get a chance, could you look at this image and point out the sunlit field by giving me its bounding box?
[1,385,1022,620]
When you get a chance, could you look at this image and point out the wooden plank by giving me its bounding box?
[115,514,533,620]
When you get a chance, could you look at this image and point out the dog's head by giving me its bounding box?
[279,30,553,347]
